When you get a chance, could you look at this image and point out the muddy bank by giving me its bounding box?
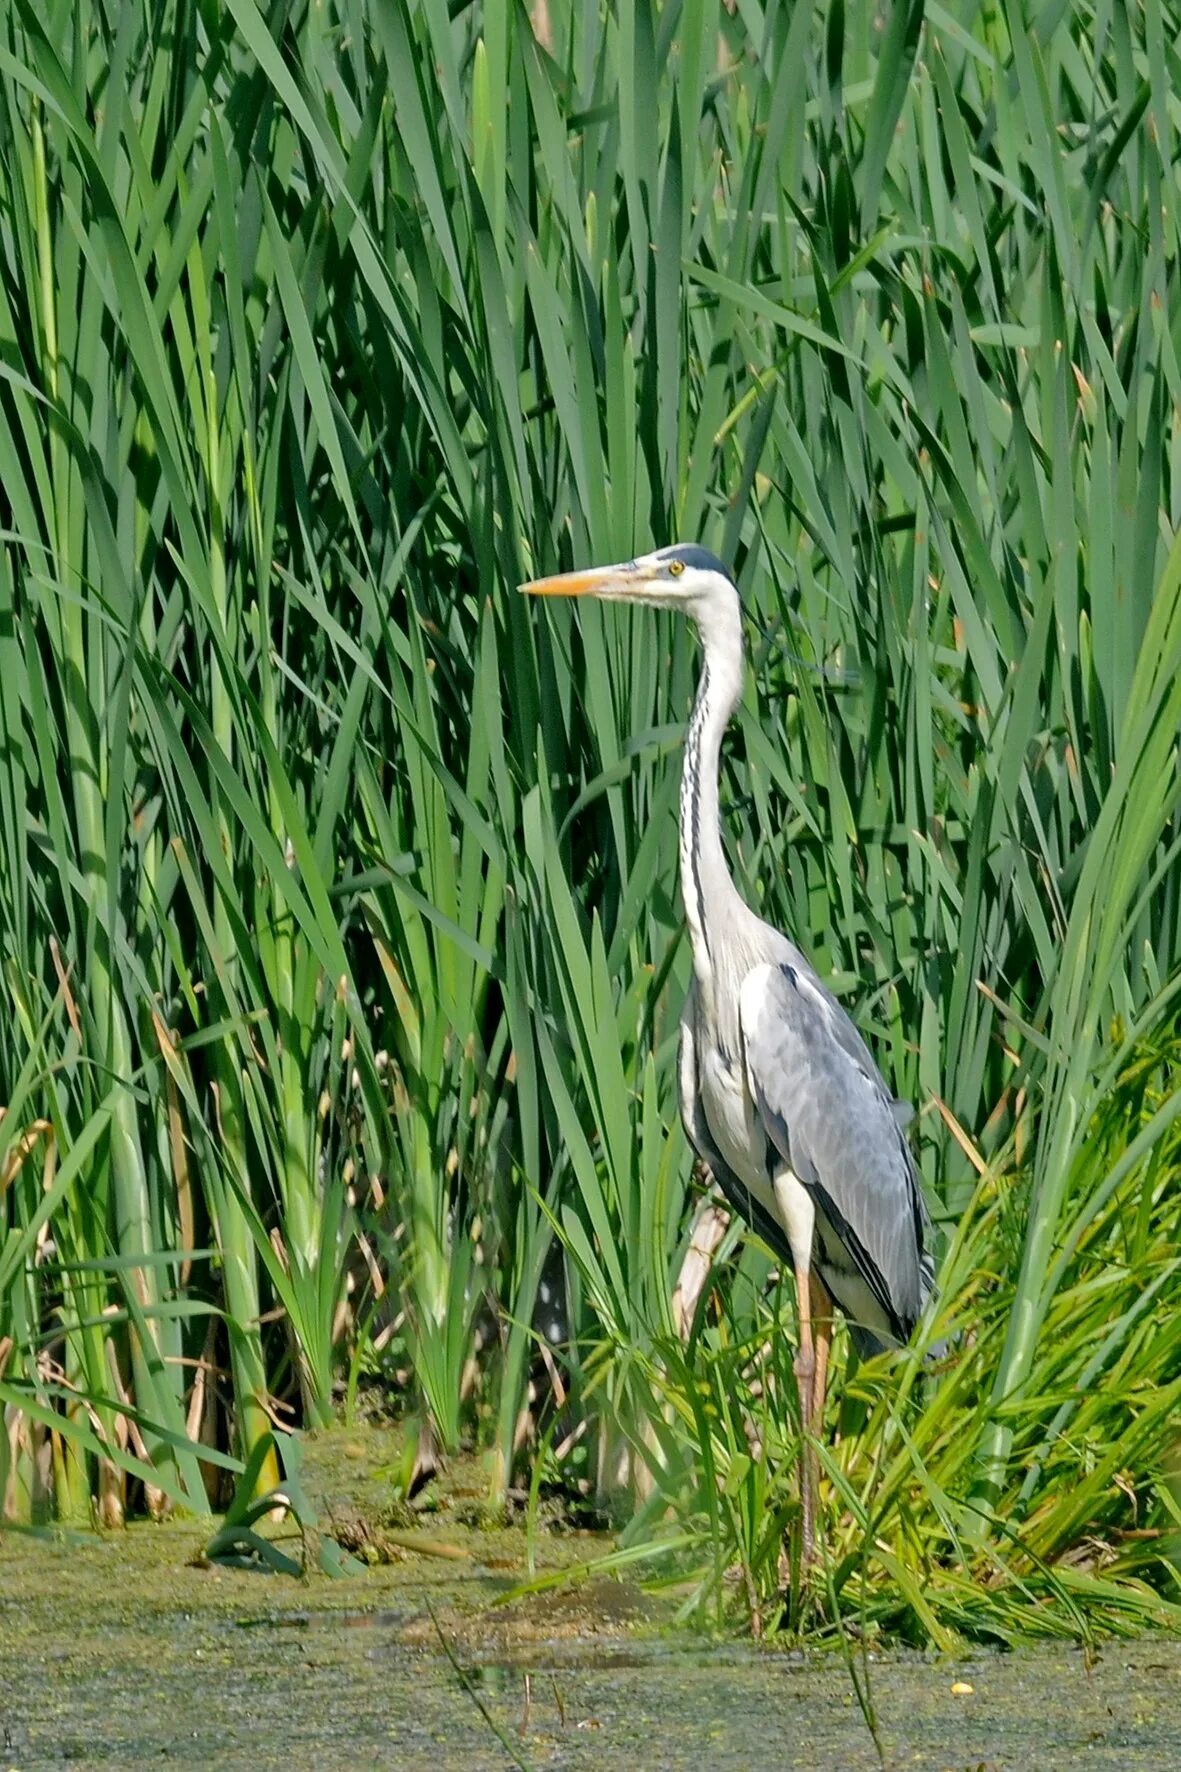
[1,1428,1180,1769]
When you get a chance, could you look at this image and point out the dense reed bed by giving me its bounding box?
[1,0,1179,1639]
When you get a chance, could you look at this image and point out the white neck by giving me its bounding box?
[678,583,749,991]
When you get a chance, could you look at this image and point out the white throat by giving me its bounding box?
[677,581,749,999]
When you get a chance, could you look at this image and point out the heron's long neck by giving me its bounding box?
[678,588,749,988]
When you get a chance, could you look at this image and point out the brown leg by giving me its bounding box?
[792,1258,816,1565]
[809,1274,833,1559]
[810,1272,832,1430]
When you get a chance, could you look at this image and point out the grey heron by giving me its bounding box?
[521,543,935,1563]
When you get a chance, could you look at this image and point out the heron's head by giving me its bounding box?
[519,544,736,614]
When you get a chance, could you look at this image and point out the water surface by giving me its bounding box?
[3,1516,1180,1770]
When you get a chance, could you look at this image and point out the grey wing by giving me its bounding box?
[677,991,796,1277]
[738,961,934,1345]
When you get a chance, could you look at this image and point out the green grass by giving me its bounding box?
[1,0,1180,1642]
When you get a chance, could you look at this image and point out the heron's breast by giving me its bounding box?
[698,1039,774,1209]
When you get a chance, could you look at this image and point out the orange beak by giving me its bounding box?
[518,565,627,597]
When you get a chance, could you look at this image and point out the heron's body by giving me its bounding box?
[521,542,935,1559]
[681,950,927,1355]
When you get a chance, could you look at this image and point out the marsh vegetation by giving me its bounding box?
[1,0,1180,1649]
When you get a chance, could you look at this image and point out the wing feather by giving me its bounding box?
[738,962,933,1342]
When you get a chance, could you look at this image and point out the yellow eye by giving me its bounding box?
[668,559,685,578]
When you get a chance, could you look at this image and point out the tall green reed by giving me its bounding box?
[0,0,1178,1639]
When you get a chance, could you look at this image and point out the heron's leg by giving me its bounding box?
[772,1170,818,1568]
[810,1272,833,1430]
[671,1186,730,1340]
[808,1273,833,1556]
[792,1253,816,1565]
